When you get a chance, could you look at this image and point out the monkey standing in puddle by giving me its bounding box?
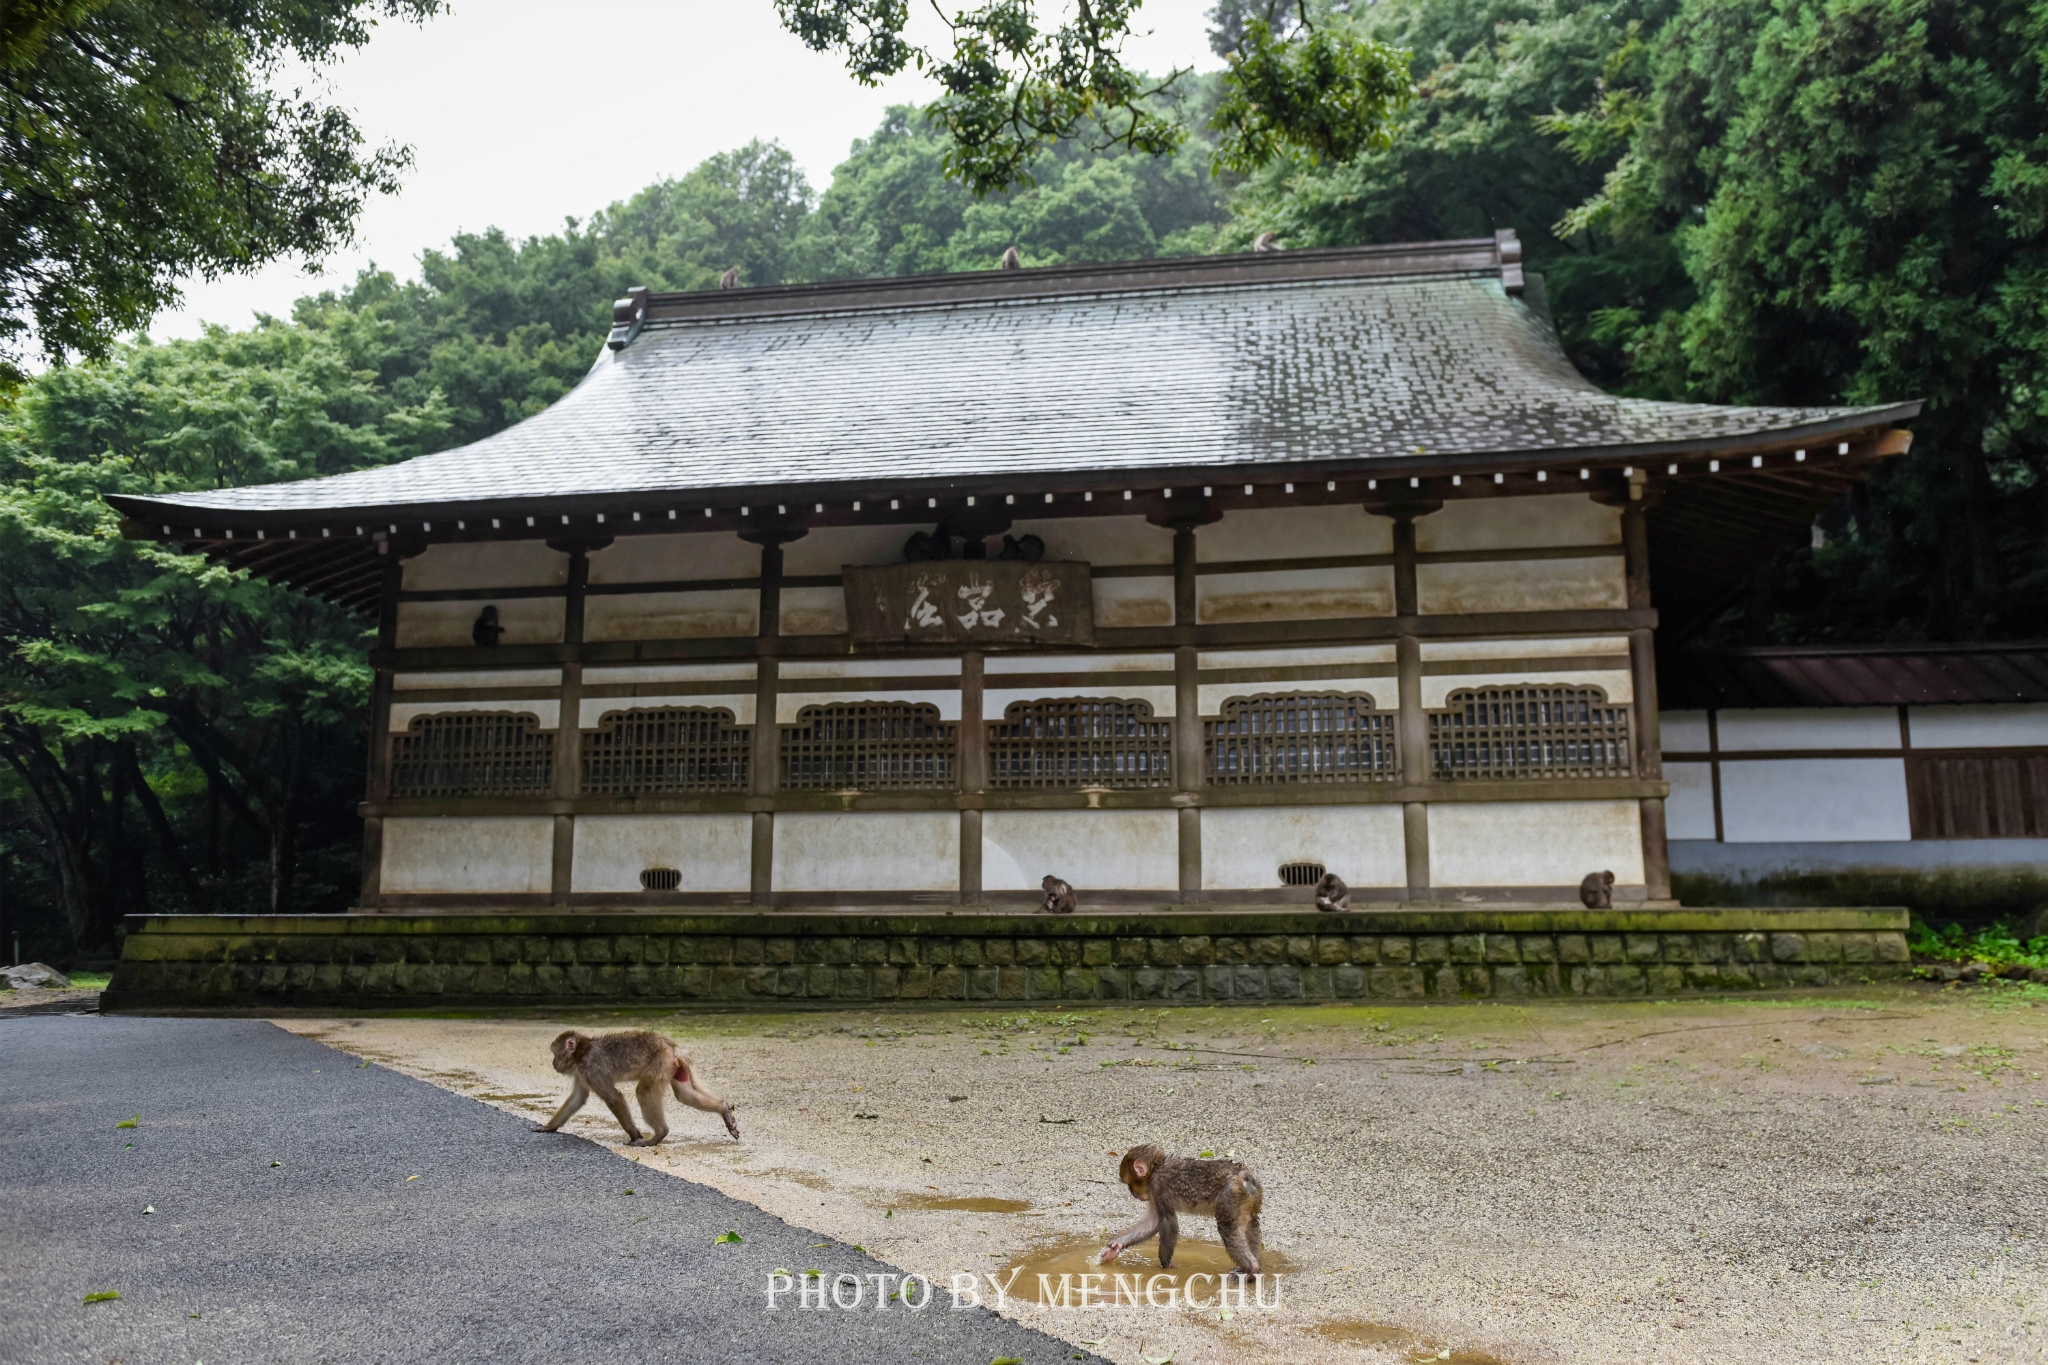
[1098,1143,1264,1277]
[537,1030,739,1146]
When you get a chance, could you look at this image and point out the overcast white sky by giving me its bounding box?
[150,0,1221,340]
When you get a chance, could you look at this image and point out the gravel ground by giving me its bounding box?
[277,982,2048,1365]
[0,1014,1099,1365]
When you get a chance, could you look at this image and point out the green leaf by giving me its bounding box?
[714,1230,743,1244]
[83,1291,120,1304]
[115,1114,138,1129]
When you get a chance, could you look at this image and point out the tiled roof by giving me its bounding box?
[111,239,1912,521]
[1662,643,2048,709]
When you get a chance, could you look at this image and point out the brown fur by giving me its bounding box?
[1313,872,1351,912]
[1042,875,1076,915]
[538,1030,739,1146]
[1579,870,1615,909]
[1099,1142,1264,1277]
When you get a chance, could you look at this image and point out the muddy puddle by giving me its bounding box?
[1314,1319,1509,1364]
[997,1235,1297,1305]
[883,1194,1034,1214]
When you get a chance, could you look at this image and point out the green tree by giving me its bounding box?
[2,0,443,390]
[0,321,446,943]
[1560,0,2048,641]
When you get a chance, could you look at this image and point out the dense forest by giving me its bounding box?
[5,0,2046,958]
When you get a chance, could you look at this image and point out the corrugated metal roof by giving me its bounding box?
[1662,643,2048,707]
[108,240,1910,521]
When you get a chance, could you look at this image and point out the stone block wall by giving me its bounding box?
[104,908,1911,1012]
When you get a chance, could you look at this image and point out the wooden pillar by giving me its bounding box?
[1391,511,1431,900]
[748,537,786,907]
[550,547,590,906]
[959,651,985,905]
[1623,500,1671,899]
[359,551,402,908]
[1172,521,1204,903]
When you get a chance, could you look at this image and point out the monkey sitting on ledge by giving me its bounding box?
[1042,875,1077,914]
[1579,870,1615,909]
[537,1030,739,1146]
[1313,872,1351,912]
[1098,1143,1264,1278]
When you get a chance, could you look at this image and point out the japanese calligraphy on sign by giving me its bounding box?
[844,560,1095,646]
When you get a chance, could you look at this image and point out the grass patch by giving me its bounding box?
[1909,921,2048,971]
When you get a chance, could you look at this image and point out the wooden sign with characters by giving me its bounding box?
[844,560,1094,646]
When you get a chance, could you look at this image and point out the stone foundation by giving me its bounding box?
[103,907,1912,1012]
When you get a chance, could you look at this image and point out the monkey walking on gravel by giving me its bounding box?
[1098,1143,1264,1278]
[537,1030,740,1146]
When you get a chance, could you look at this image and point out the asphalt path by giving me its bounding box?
[0,1014,1098,1365]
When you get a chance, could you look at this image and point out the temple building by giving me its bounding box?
[108,235,1919,915]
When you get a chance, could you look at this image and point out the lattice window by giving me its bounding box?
[1205,694,1398,785]
[987,698,1173,789]
[1429,686,1633,780]
[779,702,957,790]
[388,711,554,797]
[582,707,750,795]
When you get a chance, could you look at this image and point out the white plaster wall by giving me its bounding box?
[381,817,554,894]
[1200,505,1392,560]
[780,585,848,635]
[1199,680,1388,716]
[1665,762,1717,839]
[784,658,962,679]
[1908,704,2048,749]
[572,815,752,893]
[773,812,958,892]
[1009,514,1173,565]
[1428,800,1646,887]
[778,690,959,723]
[584,663,757,685]
[1715,708,1900,751]
[393,669,562,691]
[1718,758,1911,842]
[1421,636,1630,661]
[1202,806,1405,889]
[986,686,1174,720]
[390,699,558,732]
[397,598,564,648]
[1422,670,1633,709]
[985,653,1170,675]
[402,541,567,592]
[982,810,1179,891]
[583,695,753,727]
[1093,575,1174,627]
[783,523,932,575]
[1199,644,1396,670]
[583,589,758,641]
[1661,710,1712,752]
[1197,565,1395,623]
[1415,557,1626,614]
[587,532,758,584]
[1414,494,1621,553]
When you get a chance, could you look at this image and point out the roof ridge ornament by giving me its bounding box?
[606,285,649,351]
[1494,229,1524,295]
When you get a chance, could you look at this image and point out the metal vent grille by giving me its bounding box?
[1205,694,1398,784]
[583,707,750,794]
[1429,686,1633,779]
[388,711,554,797]
[640,867,683,891]
[988,698,1173,789]
[779,702,957,790]
[1279,860,1326,886]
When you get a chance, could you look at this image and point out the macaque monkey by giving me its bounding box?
[1579,870,1615,909]
[1253,230,1282,253]
[538,1030,739,1146]
[1099,1144,1264,1277]
[1042,875,1077,915]
[1313,872,1351,912]
[718,266,741,289]
[471,605,504,647]
[1000,245,1021,270]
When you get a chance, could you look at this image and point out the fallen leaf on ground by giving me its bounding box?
[142,1205,154,1215]
[714,1230,743,1244]
[83,1291,120,1304]
[1040,1115,1076,1125]
[115,1115,138,1129]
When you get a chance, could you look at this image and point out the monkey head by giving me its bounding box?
[1117,1143,1167,1200]
[549,1030,591,1075]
